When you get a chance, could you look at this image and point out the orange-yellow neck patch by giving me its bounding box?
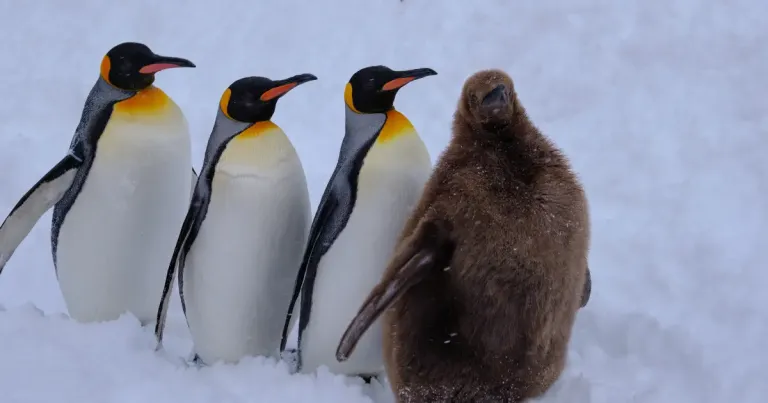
[235,120,279,140]
[219,88,233,119]
[113,86,171,116]
[344,83,361,113]
[100,56,112,85]
[377,109,415,143]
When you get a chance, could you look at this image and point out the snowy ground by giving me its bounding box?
[0,0,766,402]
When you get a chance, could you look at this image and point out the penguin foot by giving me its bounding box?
[280,348,300,374]
[281,348,298,359]
[360,374,378,384]
[188,352,206,367]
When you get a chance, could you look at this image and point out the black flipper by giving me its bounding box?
[153,170,206,346]
[153,167,201,343]
[0,154,82,274]
[190,167,198,197]
[278,189,340,352]
[336,219,454,362]
[580,266,591,308]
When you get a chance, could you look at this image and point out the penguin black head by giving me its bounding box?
[100,42,195,91]
[219,74,318,123]
[345,65,437,114]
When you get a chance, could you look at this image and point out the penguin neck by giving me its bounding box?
[70,78,135,151]
[201,109,252,176]
[113,86,174,116]
[70,78,175,155]
[233,121,280,139]
[376,109,416,144]
[340,105,387,165]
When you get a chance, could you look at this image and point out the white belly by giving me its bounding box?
[56,116,191,325]
[183,137,311,364]
[300,141,431,376]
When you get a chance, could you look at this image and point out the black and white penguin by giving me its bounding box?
[280,65,436,382]
[154,74,316,365]
[0,42,196,326]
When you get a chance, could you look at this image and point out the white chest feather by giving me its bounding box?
[299,129,432,376]
[183,128,311,364]
[55,102,192,325]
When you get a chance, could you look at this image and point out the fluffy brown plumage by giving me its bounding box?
[336,69,591,402]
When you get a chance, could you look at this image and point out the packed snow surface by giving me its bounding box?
[0,0,766,402]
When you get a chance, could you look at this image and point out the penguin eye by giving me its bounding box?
[237,98,257,110]
[364,78,376,91]
[111,58,132,76]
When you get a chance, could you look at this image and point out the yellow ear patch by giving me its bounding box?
[113,86,171,116]
[235,120,279,139]
[220,88,233,119]
[100,56,112,85]
[344,83,361,113]
[377,109,415,143]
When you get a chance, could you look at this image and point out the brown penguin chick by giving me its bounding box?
[335,69,591,402]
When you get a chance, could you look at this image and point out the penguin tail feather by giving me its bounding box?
[335,218,454,362]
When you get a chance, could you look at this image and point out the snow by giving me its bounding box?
[0,0,766,402]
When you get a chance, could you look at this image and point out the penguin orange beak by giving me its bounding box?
[260,73,318,101]
[381,68,437,91]
[139,55,196,74]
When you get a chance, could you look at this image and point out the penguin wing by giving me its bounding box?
[190,167,198,197]
[154,185,205,344]
[580,265,591,308]
[279,186,341,351]
[336,218,455,362]
[153,166,200,344]
[0,153,82,274]
[176,201,208,317]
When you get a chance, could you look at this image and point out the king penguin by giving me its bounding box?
[0,42,196,326]
[153,74,316,365]
[280,65,437,382]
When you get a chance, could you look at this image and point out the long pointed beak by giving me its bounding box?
[139,54,196,74]
[283,73,318,86]
[260,73,318,101]
[381,67,437,91]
